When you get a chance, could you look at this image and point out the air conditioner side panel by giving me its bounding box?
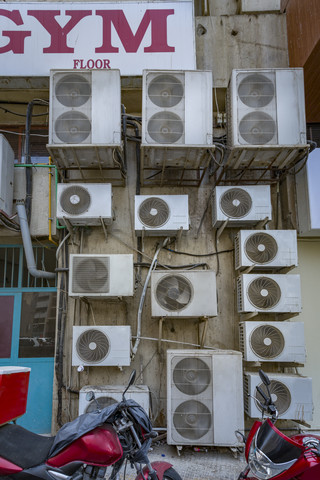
[109,255,134,296]
[276,69,306,145]
[212,353,244,446]
[185,71,212,145]
[0,135,14,217]
[79,385,149,415]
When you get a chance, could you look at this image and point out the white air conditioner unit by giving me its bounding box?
[69,254,134,298]
[151,270,217,318]
[239,0,281,13]
[235,230,298,270]
[239,321,305,363]
[47,69,121,168]
[57,183,112,226]
[0,134,14,217]
[135,195,189,236]
[212,185,272,228]
[226,68,307,168]
[72,325,131,367]
[237,274,301,313]
[167,349,244,446]
[141,70,213,168]
[79,384,149,415]
[244,372,313,421]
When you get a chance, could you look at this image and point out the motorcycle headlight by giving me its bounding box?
[248,434,297,480]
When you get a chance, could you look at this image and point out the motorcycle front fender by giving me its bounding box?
[135,461,173,480]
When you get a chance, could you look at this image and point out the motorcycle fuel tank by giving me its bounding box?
[47,425,123,468]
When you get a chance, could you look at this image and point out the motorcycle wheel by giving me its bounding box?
[163,467,183,480]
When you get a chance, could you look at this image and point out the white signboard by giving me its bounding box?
[0,1,195,76]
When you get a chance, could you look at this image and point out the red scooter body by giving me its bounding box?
[47,425,123,468]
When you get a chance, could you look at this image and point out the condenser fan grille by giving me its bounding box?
[250,325,285,359]
[76,329,110,364]
[155,275,193,311]
[173,400,212,440]
[148,74,184,108]
[86,396,117,413]
[138,197,170,228]
[245,233,278,264]
[72,257,110,294]
[147,112,184,144]
[55,74,91,107]
[60,185,91,215]
[238,73,275,108]
[220,188,252,218]
[256,380,291,416]
[239,111,276,145]
[173,357,211,395]
[247,277,281,309]
[55,111,91,143]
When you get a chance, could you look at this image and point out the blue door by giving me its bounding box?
[0,246,56,434]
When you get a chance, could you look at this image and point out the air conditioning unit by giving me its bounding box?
[79,384,149,415]
[57,183,112,226]
[141,70,213,168]
[72,325,131,367]
[69,254,134,298]
[235,230,298,270]
[237,274,301,313]
[212,185,272,228]
[244,372,313,421]
[239,321,305,363]
[151,270,217,318]
[135,195,189,236]
[227,68,307,168]
[47,69,121,168]
[239,0,281,13]
[0,134,14,217]
[167,349,244,446]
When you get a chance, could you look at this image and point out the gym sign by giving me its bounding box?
[0,1,195,75]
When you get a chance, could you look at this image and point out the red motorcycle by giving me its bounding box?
[238,370,320,480]
[0,370,182,480]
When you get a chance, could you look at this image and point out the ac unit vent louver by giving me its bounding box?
[245,232,278,264]
[55,73,91,108]
[256,380,291,416]
[220,188,252,218]
[250,324,285,359]
[59,185,91,215]
[138,197,170,228]
[247,276,281,309]
[85,396,117,413]
[156,274,193,312]
[148,74,184,108]
[238,73,275,108]
[167,350,244,446]
[76,328,110,364]
[72,257,110,295]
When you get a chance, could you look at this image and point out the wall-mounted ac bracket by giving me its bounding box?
[274,312,299,321]
[158,315,210,354]
[216,219,229,241]
[255,217,270,229]
[240,312,259,321]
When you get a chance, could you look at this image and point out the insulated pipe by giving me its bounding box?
[16,202,56,279]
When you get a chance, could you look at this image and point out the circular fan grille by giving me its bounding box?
[173,358,211,395]
[147,112,184,144]
[76,329,110,364]
[238,74,275,108]
[256,380,291,416]
[73,258,109,293]
[155,274,193,312]
[138,197,170,228]
[239,111,276,145]
[86,396,117,413]
[60,185,91,215]
[55,111,91,143]
[220,188,252,218]
[247,277,281,310]
[55,74,91,107]
[148,74,184,108]
[245,233,278,264]
[173,400,212,440]
[250,325,285,359]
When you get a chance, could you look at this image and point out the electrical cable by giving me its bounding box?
[163,246,234,257]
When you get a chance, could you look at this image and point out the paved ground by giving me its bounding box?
[117,442,246,480]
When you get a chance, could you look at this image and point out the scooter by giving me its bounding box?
[0,370,182,480]
[238,369,320,480]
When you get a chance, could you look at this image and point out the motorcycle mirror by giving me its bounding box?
[259,369,271,386]
[86,391,96,402]
[122,370,136,400]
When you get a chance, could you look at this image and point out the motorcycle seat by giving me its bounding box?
[0,423,55,469]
